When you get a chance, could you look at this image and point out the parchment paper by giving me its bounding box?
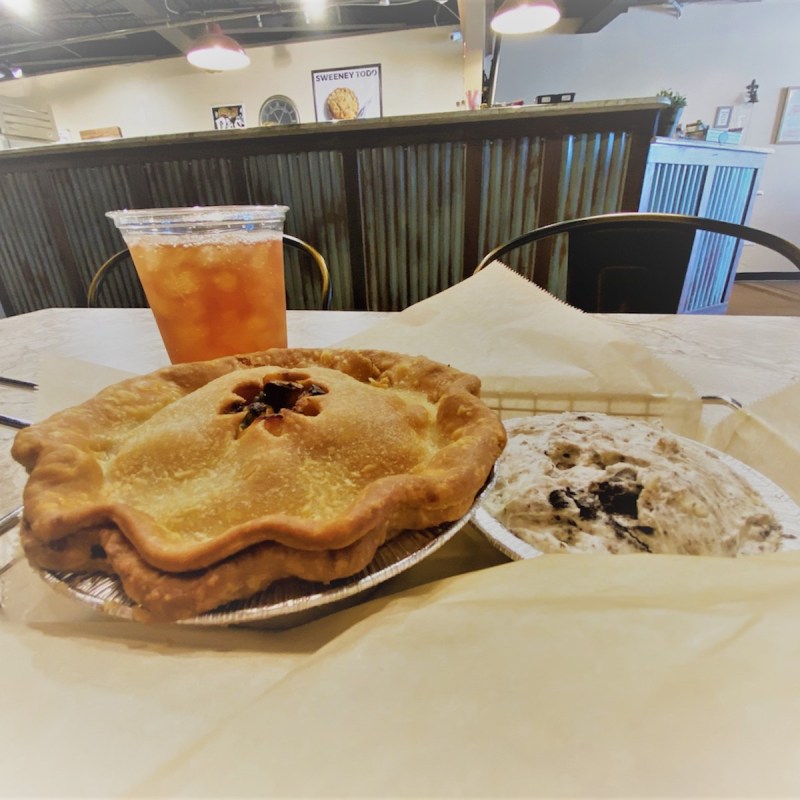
[5,269,799,798]
[707,381,800,504]
[341,262,702,437]
[135,551,800,798]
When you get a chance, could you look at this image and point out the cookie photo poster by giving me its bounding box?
[312,64,383,122]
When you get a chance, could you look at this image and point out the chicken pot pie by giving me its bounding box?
[12,349,506,622]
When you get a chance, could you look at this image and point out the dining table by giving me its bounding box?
[1,305,800,797]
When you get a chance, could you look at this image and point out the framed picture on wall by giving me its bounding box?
[311,64,382,122]
[211,104,245,130]
[713,105,733,129]
[775,87,800,143]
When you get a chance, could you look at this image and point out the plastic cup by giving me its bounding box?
[106,205,289,363]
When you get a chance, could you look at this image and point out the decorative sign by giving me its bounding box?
[311,64,382,122]
[713,106,733,129]
[775,87,800,144]
[79,126,122,141]
[536,93,576,105]
[211,104,245,130]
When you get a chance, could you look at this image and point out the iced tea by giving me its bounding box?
[107,206,289,364]
[127,233,287,363]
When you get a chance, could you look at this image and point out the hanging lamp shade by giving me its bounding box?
[186,23,250,71]
[491,0,561,35]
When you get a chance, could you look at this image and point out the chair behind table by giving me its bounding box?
[87,234,332,311]
[475,212,800,314]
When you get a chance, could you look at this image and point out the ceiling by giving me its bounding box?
[0,0,756,81]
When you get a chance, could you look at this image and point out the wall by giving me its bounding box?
[0,26,463,138]
[494,0,800,273]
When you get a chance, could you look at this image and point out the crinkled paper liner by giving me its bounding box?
[706,380,800,504]
[340,262,703,437]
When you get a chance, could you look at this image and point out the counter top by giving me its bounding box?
[0,97,667,162]
[651,135,773,154]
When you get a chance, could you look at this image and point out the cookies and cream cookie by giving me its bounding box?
[483,412,782,557]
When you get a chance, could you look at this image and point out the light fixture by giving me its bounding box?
[0,0,35,17]
[491,0,561,35]
[302,0,326,23]
[186,23,250,72]
[0,63,23,80]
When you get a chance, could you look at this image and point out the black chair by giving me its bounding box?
[475,212,800,314]
[87,233,333,310]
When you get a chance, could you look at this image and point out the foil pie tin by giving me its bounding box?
[37,509,475,629]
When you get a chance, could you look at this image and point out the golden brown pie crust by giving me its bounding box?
[12,349,505,621]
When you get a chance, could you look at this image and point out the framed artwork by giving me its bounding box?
[311,64,382,122]
[775,87,800,143]
[713,105,733,129]
[211,104,245,130]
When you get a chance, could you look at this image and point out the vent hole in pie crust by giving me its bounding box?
[222,377,328,435]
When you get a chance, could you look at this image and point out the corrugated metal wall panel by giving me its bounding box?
[471,132,631,300]
[478,136,543,279]
[50,164,148,308]
[644,162,705,215]
[557,132,629,217]
[143,158,238,208]
[358,142,466,311]
[244,150,351,310]
[681,165,754,312]
[0,172,76,313]
[549,132,630,297]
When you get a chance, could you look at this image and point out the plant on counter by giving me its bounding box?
[656,89,687,138]
[657,89,687,108]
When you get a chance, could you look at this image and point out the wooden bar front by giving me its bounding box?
[0,100,667,314]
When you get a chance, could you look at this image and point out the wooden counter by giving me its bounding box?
[0,99,769,315]
[0,99,665,314]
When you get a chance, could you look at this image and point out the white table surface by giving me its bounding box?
[1,307,800,797]
[2,307,798,566]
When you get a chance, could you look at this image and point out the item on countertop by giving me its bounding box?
[106,205,289,364]
[12,349,506,621]
[482,412,783,557]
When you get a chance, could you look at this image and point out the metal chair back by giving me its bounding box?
[87,233,332,310]
[475,212,800,313]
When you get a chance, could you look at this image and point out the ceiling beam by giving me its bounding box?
[576,0,638,33]
[115,0,196,54]
[0,8,256,59]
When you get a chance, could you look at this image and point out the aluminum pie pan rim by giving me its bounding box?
[36,505,475,627]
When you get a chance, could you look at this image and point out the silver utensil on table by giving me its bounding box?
[0,414,31,430]
[0,506,23,536]
[0,374,35,429]
[0,376,37,390]
[0,372,34,429]
[0,506,23,579]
